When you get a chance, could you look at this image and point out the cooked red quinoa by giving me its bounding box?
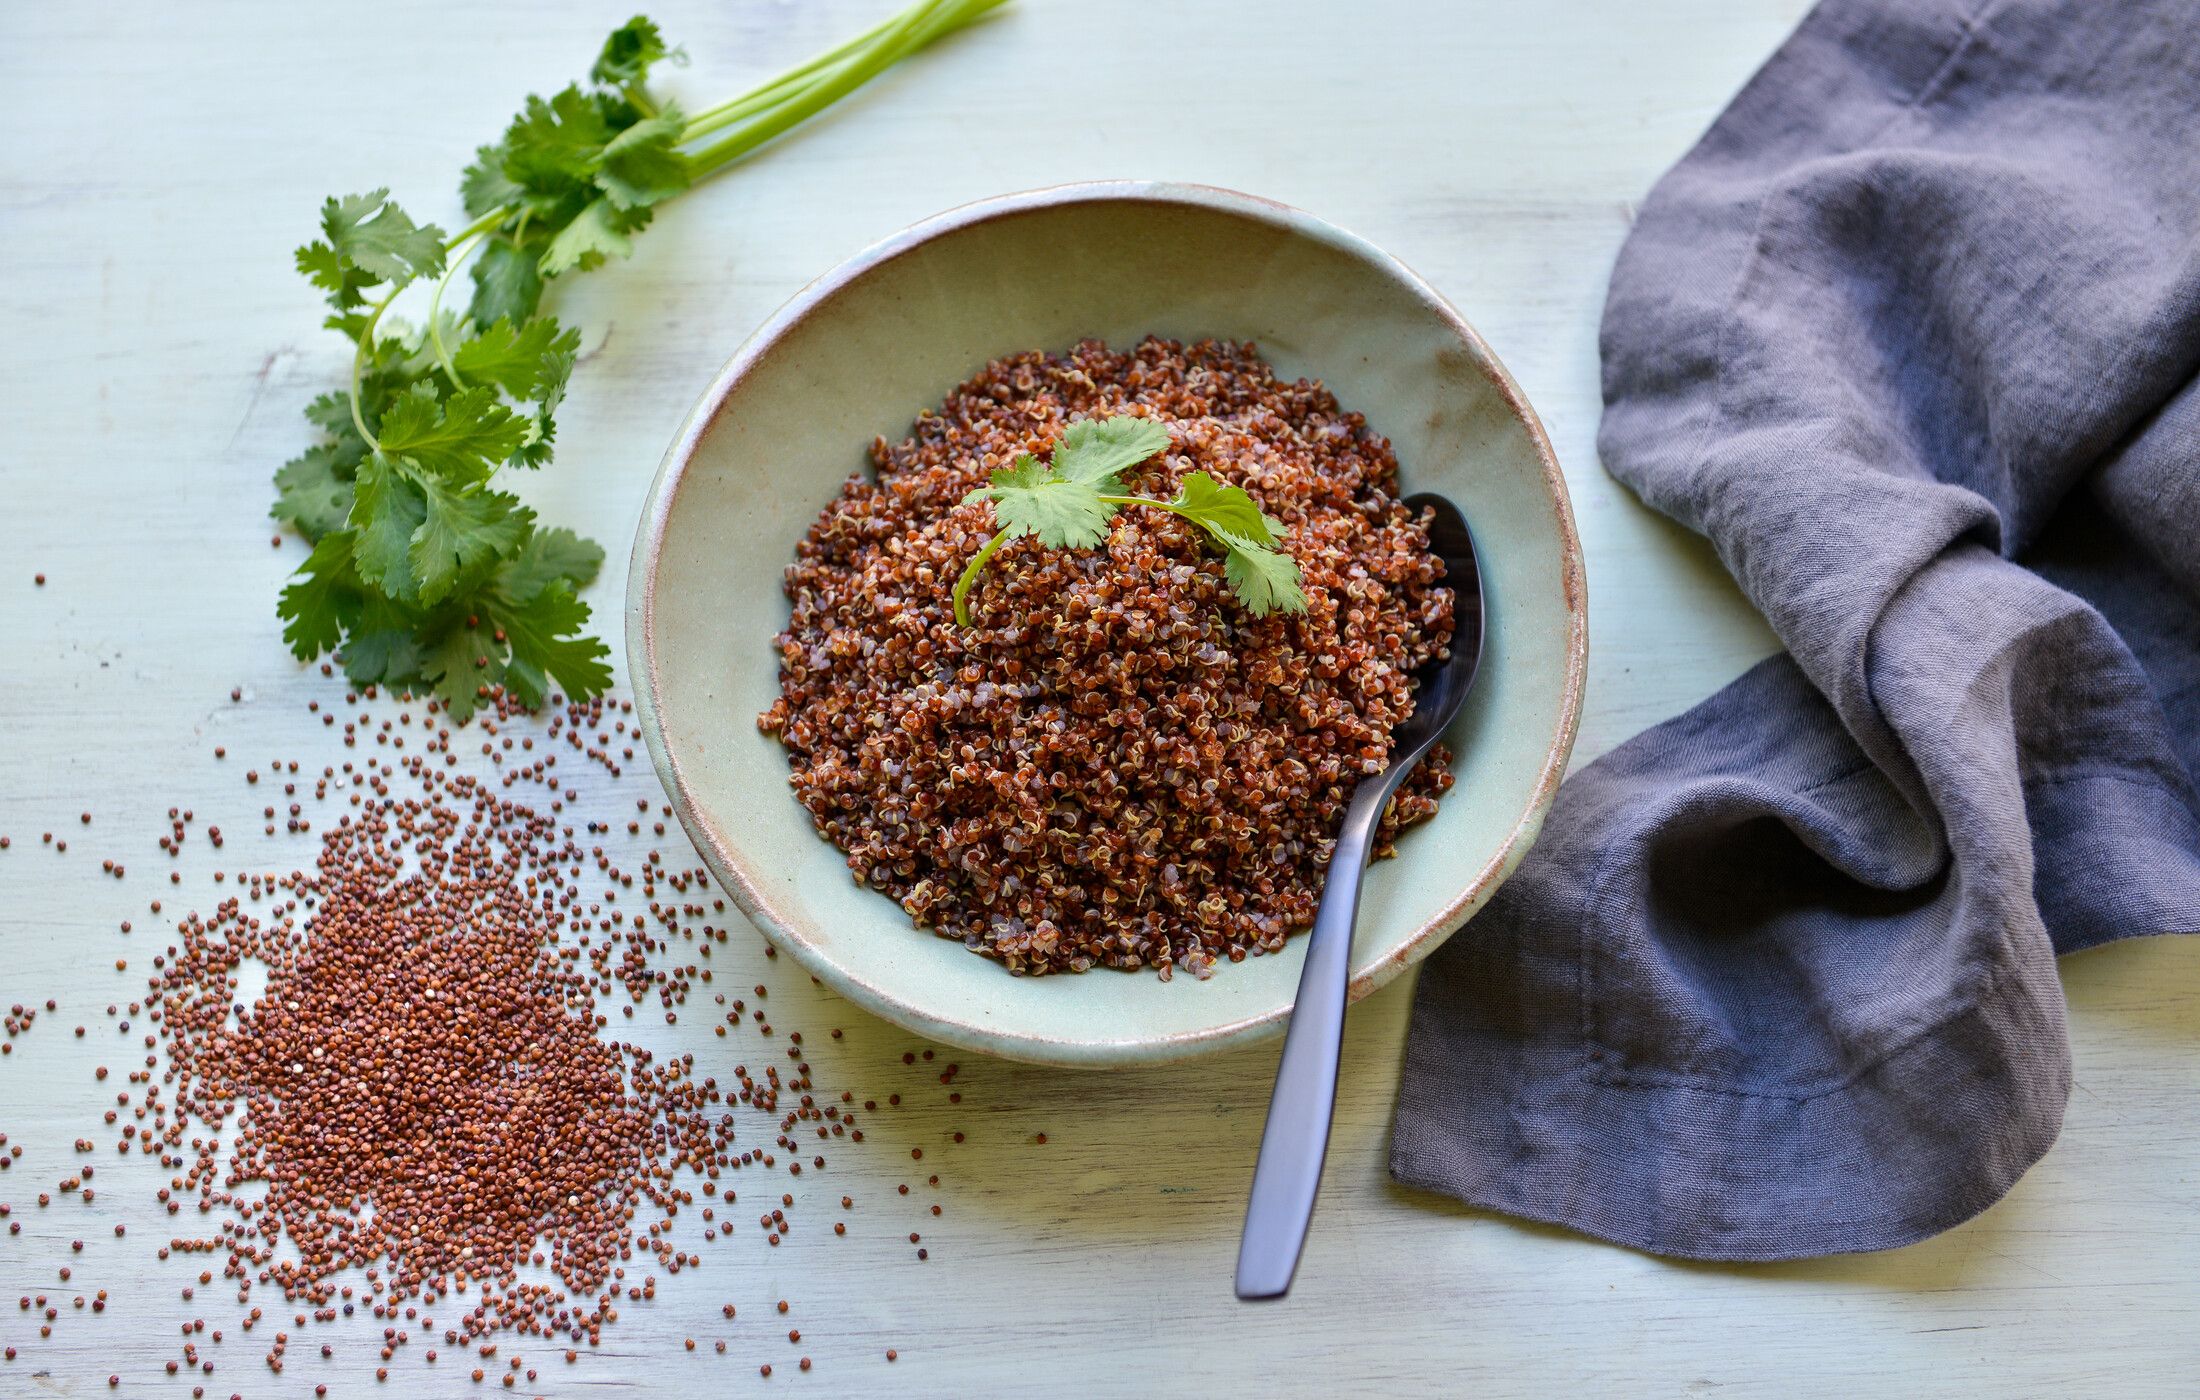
[759,337,1456,979]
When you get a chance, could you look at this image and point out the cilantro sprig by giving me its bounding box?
[952,416,1310,627]
[274,2,1006,721]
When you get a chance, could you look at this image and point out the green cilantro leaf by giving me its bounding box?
[1217,534,1309,617]
[375,384,529,479]
[495,526,605,603]
[408,478,528,606]
[271,443,358,542]
[422,616,508,722]
[460,146,525,219]
[294,241,358,308]
[592,16,676,88]
[490,577,614,706]
[340,589,428,689]
[301,190,446,305]
[390,554,611,721]
[965,453,1119,551]
[532,341,576,420]
[349,455,428,602]
[596,111,692,209]
[278,534,364,658]
[303,390,358,439]
[511,341,576,469]
[466,238,546,327]
[502,87,615,194]
[451,317,582,399]
[1049,415,1171,487]
[955,414,1309,626]
[540,198,638,276]
[1165,470,1279,547]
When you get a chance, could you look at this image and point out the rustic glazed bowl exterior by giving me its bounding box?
[628,181,1586,1067]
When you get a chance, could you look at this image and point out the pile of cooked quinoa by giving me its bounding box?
[759,337,1455,979]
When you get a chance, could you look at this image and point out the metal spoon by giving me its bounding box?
[1234,492,1486,1301]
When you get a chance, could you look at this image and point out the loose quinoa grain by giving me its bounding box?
[142,766,743,1350]
[761,337,1456,979]
[5,679,996,1388]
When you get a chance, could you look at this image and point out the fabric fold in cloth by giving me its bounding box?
[1391,0,2200,1260]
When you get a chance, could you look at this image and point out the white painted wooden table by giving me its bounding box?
[4,1,2196,1395]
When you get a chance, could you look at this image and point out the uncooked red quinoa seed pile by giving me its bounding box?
[761,337,1458,978]
[1,681,972,1389]
[148,752,740,1358]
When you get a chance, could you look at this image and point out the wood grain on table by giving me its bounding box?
[2,1,2194,1395]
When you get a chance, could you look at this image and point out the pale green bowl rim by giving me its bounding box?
[627,180,1588,1066]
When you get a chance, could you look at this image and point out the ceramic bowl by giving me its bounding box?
[628,181,1586,1067]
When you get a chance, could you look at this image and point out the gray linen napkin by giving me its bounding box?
[1391,0,2200,1260]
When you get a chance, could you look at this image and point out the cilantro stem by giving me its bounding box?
[952,528,1014,628]
[683,0,1000,175]
[426,228,491,388]
[684,5,928,172]
[348,285,403,452]
[348,207,507,450]
[677,13,901,140]
[678,0,993,146]
[453,208,512,244]
[1097,493,1191,519]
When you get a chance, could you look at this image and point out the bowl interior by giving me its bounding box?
[632,185,1583,1065]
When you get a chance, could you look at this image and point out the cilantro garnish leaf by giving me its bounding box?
[965,453,1118,550]
[1167,470,1279,546]
[1050,415,1171,487]
[960,417,1175,550]
[1218,534,1310,617]
[954,414,1309,627]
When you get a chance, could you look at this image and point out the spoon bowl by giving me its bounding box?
[1389,494,1488,761]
